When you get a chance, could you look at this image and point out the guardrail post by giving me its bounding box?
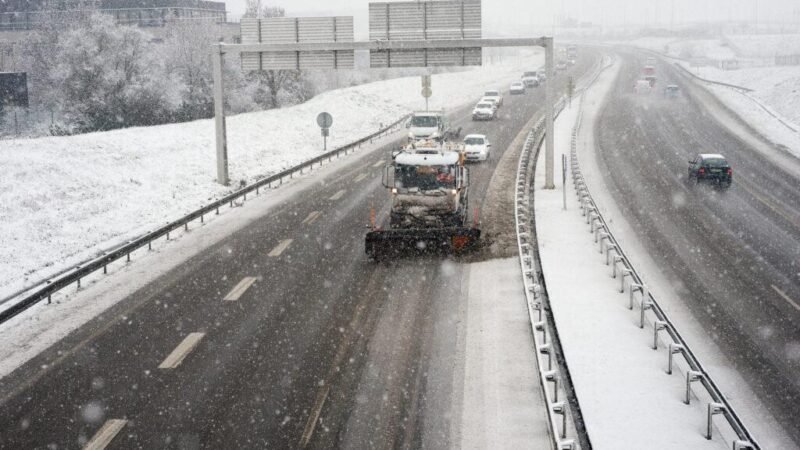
[126,253,131,263]
[620,269,633,293]
[605,244,618,265]
[201,214,204,224]
[732,440,755,450]
[184,223,188,231]
[77,278,81,289]
[544,370,559,402]
[612,255,625,278]
[653,320,668,350]
[539,342,553,370]
[535,321,548,344]
[640,298,652,328]
[559,439,577,450]
[552,401,567,439]
[706,402,727,440]
[685,370,704,405]
[667,343,685,375]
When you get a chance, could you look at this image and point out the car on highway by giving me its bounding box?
[645,75,657,87]
[479,96,499,113]
[556,61,568,71]
[538,69,547,81]
[472,102,496,121]
[522,71,540,87]
[634,79,652,94]
[510,81,526,95]
[483,89,503,107]
[463,134,492,161]
[688,153,733,188]
[664,84,680,98]
[646,56,657,65]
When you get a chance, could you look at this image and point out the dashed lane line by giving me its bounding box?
[223,277,258,302]
[353,173,368,183]
[372,160,384,168]
[772,285,800,311]
[302,211,322,225]
[158,332,205,369]
[329,190,346,201]
[268,239,294,257]
[83,419,128,450]
[298,385,330,448]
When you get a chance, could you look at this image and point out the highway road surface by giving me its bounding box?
[596,51,800,446]
[0,56,596,449]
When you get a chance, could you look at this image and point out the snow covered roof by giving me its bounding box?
[700,153,726,159]
[464,134,486,140]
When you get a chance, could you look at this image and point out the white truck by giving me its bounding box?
[406,110,461,142]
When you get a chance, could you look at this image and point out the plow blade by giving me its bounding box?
[365,227,481,259]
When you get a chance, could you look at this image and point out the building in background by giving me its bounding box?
[0,0,227,31]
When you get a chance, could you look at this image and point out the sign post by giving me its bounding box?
[317,112,333,151]
[421,75,431,111]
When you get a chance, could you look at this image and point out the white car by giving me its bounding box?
[479,96,499,113]
[483,89,503,107]
[538,70,547,81]
[522,71,540,88]
[463,134,491,161]
[634,79,652,94]
[472,102,495,121]
[510,81,525,95]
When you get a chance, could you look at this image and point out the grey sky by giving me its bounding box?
[226,0,800,36]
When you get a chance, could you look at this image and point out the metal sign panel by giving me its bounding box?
[368,0,482,68]
[0,72,28,107]
[240,16,354,71]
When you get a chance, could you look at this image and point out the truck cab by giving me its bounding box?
[382,150,469,229]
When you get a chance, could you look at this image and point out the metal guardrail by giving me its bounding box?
[568,66,760,448]
[0,115,409,325]
[670,61,753,93]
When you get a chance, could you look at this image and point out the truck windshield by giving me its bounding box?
[395,164,456,190]
[410,116,438,127]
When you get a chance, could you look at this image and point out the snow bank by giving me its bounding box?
[0,53,541,300]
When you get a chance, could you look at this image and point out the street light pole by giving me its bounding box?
[545,36,555,189]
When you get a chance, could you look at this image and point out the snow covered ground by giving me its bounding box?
[538,56,796,449]
[0,52,541,301]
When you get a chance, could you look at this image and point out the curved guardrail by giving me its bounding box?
[0,115,409,325]
[569,64,760,448]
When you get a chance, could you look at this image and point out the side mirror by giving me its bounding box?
[688,159,694,164]
[405,121,411,129]
[486,143,492,148]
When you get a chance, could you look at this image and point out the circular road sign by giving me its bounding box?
[421,86,432,98]
[316,112,333,128]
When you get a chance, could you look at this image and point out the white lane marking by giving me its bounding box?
[158,332,205,369]
[372,160,384,168]
[329,189,346,201]
[772,285,800,311]
[83,419,128,450]
[302,211,322,225]
[353,173,368,183]
[223,277,258,302]
[299,385,330,448]
[268,239,294,257]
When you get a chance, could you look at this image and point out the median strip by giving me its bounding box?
[268,239,294,257]
[158,332,205,369]
[223,277,258,302]
[83,419,127,450]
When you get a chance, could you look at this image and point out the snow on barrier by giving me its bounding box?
[0,115,410,325]
[515,110,585,450]
[569,87,760,448]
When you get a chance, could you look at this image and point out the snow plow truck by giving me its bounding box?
[365,140,480,259]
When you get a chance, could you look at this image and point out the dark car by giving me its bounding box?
[688,154,732,188]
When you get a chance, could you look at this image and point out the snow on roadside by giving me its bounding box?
[0,52,541,300]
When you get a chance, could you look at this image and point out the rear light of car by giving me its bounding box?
[726,167,732,175]
[698,167,705,174]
